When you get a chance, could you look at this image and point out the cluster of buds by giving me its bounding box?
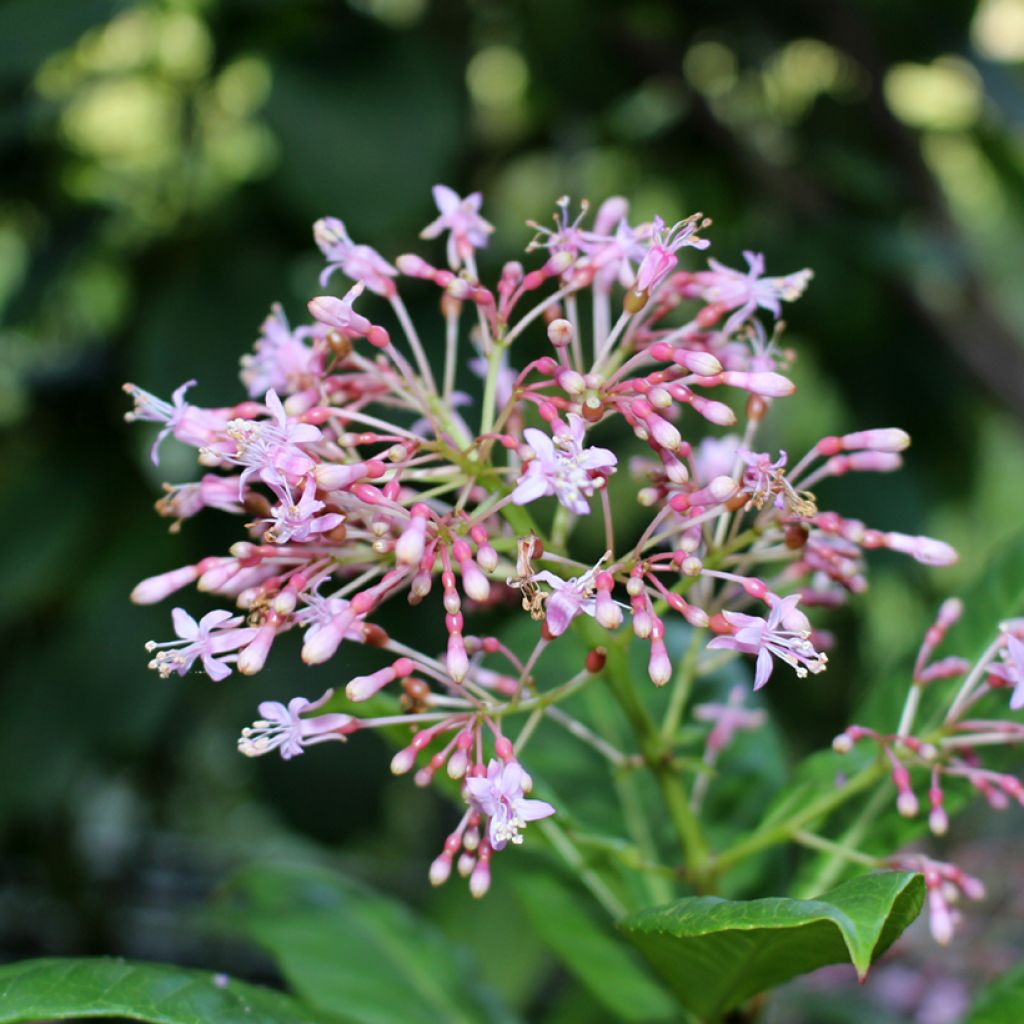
[127,185,957,894]
[831,599,1024,941]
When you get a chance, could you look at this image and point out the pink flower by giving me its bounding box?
[528,560,605,637]
[123,380,226,465]
[693,685,766,754]
[307,282,373,336]
[420,184,494,270]
[146,608,258,681]
[240,304,323,399]
[465,759,555,850]
[313,217,398,296]
[511,414,617,515]
[989,633,1024,710]
[707,594,827,689]
[264,477,344,544]
[527,195,590,257]
[238,689,357,759]
[693,251,813,333]
[633,215,711,295]
[692,434,741,484]
[227,389,322,492]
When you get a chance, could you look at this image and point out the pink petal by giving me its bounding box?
[753,648,774,690]
[171,607,198,640]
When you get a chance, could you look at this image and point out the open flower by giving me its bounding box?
[238,689,357,759]
[693,251,813,334]
[146,608,258,682]
[512,414,617,515]
[420,184,494,270]
[707,594,827,689]
[465,759,555,850]
[313,216,398,296]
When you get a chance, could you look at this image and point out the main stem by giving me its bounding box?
[596,627,711,886]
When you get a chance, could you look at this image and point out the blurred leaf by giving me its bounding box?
[0,957,330,1024]
[966,963,1024,1023]
[513,872,677,1023]
[0,0,111,81]
[619,871,923,1022]
[216,862,516,1024]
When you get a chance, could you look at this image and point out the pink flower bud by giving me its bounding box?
[301,608,355,664]
[237,624,276,675]
[447,633,469,681]
[429,852,453,886]
[391,746,417,775]
[476,545,498,573]
[648,639,672,686]
[469,857,491,899]
[841,428,910,452]
[346,663,399,702]
[927,887,954,946]
[673,348,723,376]
[131,564,199,604]
[395,515,427,565]
[314,461,377,491]
[547,318,574,348]
[884,532,958,566]
[689,395,736,426]
[460,560,491,602]
[897,790,919,818]
[447,749,469,780]
[720,370,796,397]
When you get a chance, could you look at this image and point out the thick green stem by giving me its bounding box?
[593,626,711,885]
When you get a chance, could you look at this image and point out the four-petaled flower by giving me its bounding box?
[238,689,357,759]
[465,759,555,850]
[693,251,813,334]
[512,414,617,515]
[420,184,494,270]
[147,608,258,682]
[707,594,827,689]
[527,560,606,637]
[265,476,344,544]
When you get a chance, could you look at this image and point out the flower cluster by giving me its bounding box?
[127,186,959,897]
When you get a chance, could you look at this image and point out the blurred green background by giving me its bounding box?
[2,0,1024,1019]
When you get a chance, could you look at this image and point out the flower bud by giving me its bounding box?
[131,564,199,604]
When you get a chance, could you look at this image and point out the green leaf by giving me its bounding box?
[619,871,924,1022]
[514,872,677,1023]
[0,957,330,1024]
[215,862,515,1024]
[966,963,1024,1023]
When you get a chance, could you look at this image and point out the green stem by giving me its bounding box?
[661,628,702,744]
[479,339,508,437]
[712,761,887,876]
[541,819,627,919]
[793,784,892,897]
[593,626,711,884]
[791,830,880,870]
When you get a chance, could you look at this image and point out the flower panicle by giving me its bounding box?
[126,184,959,891]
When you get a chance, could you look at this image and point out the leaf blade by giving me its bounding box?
[514,872,677,1022]
[620,871,923,1020]
[0,957,332,1024]
[215,862,515,1024]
